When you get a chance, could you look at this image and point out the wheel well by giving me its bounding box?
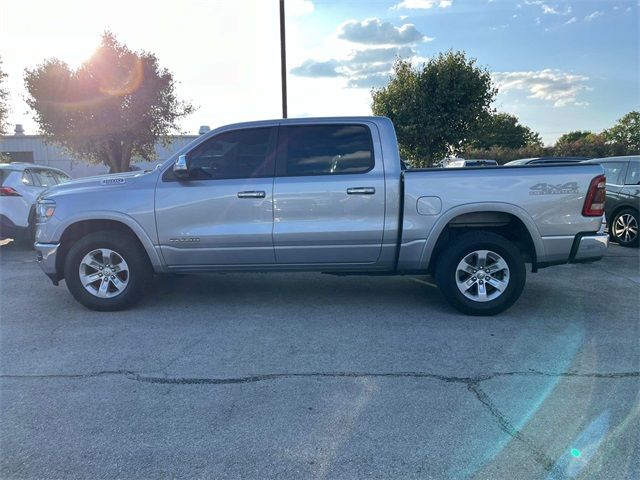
[427,212,537,273]
[608,205,638,226]
[55,220,149,280]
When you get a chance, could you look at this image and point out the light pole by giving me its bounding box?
[279,0,288,118]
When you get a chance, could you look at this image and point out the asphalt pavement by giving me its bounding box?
[0,241,638,479]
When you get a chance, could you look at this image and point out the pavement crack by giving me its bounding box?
[467,381,563,476]
[6,367,627,477]
[2,369,637,384]
[0,370,137,380]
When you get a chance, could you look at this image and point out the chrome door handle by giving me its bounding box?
[347,187,375,195]
[237,190,266,199]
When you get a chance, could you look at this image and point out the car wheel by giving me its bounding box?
[64,231,152,311]
[435,231,526,316]
[611,209,639,248]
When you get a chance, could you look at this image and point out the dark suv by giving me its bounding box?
[584,156,639,247]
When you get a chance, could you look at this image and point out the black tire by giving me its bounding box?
[64,230,152,311]
[610,208,639,248]
[435,231,526,316]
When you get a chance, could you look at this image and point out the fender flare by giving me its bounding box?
[418,202,545,270]
[53,211,163,271]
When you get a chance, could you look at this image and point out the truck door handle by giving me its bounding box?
[237,190,266,199]
[347,187,375,195]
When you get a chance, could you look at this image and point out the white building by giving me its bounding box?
[0,124,208,178]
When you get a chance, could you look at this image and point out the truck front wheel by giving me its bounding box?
[435,232,526,316]
[64,231,152,311]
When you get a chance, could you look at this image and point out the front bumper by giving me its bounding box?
[35,242,60,285]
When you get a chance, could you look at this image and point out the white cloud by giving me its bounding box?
[565,16,576,24]
[338,18,431,45]
[585,11,604,21]
[493,69,591,107]
[287,0,314,17]
[526,1,571,15]
[392,0,452,10]
[291,46,425,89]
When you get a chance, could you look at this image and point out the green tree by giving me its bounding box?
[371,52,496,167]
[603,110,640,153]
[24,32,194,173]
[556,130,592,147]
[0,57,8,135]
[470,112,542,149]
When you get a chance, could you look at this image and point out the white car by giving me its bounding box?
[0,163,70,241]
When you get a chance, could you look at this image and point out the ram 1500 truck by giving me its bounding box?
[34,117,608,315]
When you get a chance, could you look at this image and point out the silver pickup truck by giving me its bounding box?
[34,117,608,315]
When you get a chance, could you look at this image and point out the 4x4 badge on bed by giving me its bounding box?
[529,182,579,195]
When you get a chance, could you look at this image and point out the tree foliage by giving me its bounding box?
[24,32,194,172]
[470,112,542,149]
[555,130,593,146]
[603,110,640,152]
[371,52,496,167]
[0,57,8,135]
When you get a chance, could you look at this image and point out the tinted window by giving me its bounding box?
[624,161,639,185]
[0,170,15,186]
[186,127,274,180]
[285,125,373,176]
[601,162,625,184]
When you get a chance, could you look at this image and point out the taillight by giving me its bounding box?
[0,186,21,197]
[582,174,606,216]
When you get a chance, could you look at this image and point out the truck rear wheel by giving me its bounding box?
[435,231,526,316]
[64,231,152,311]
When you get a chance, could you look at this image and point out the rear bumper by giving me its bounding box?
[538,219,607,269]
[569,232,608,263]
[34,242,60,285]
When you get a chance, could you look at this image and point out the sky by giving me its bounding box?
[0,0,638,145]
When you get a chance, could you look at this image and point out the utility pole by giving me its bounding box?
[279,0,288,118]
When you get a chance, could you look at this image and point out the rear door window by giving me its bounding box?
[281,124,374,176]
[602,162,626,185]
[624,161,639,185]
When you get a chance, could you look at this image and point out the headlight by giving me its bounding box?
[36,199,56,222]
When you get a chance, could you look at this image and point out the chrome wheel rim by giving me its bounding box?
[613,213,638,244]
[455,250,510,303]
[79,248,129,298]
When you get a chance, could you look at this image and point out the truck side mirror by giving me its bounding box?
[173,154,189,178]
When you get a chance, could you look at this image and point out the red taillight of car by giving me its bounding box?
[0,186,21,197]
[582,174,606,217]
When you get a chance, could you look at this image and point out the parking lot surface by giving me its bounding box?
[1,241,639,479]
